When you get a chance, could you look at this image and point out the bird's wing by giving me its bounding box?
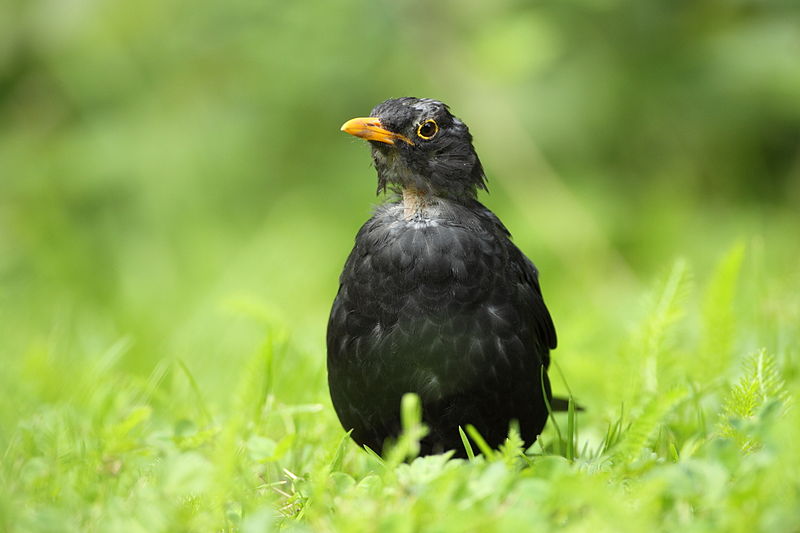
[473,201,557,355]
[514,249,558,352]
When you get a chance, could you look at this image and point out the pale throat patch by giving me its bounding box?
[402,188,430,219]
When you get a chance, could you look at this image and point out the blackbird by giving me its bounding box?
[328,97,557,457]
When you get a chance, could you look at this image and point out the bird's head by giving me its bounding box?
[341,97,487,201]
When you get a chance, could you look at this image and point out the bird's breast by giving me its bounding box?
[365,218,497,282]
[329,214,526,403]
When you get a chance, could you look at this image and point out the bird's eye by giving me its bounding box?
[416,119,439,140]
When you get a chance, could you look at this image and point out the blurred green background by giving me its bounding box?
[2,0,799,456]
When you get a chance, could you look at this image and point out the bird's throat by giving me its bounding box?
[402,188,430,219]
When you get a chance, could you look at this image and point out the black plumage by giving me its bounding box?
[328,98,557,456]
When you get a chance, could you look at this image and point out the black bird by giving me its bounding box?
[327,97,557,457]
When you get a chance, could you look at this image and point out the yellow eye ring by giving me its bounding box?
[416,119,439,140]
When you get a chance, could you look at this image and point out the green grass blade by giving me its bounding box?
[566,397,576,461]
[466,424,495,460]
[459,426,476,461]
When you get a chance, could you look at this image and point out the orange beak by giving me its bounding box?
[340,117,414,146]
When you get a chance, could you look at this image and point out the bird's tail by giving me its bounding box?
[550,396,585,412]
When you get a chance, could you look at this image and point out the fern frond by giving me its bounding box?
[626,259,692,397]
[718,349,790,452]
[498,422,526,466]
[612,387,687,464]
[699,242,745,381]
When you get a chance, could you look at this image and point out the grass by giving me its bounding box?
[1,240,798,533]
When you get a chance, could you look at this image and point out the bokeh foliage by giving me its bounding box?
[1,0,798,531]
